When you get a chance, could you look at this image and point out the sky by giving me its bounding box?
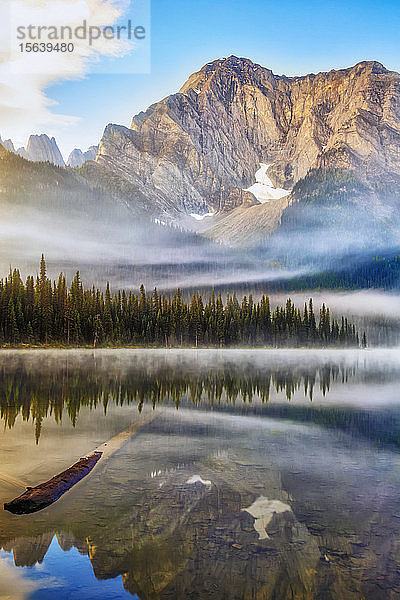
[1,0,400,159]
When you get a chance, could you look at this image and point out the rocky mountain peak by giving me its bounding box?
[67,145,99,168]
[179,55,276,98]
[0,132,65,165]
[26,134,65,167]
[350,60,388,74]
[97,56,400,232]
[0,136,16,153]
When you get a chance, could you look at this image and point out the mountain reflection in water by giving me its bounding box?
[1,348,400,600]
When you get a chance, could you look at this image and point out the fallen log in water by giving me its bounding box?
[4,409,161,515]
[4,452,102,515]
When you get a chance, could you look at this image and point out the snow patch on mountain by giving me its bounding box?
[190,212,214,221]
[244,163,290,203]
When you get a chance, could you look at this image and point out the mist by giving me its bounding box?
[0,203,309,290]
[260,198,399,266]
[3,197,397,291]
[263,289,400,347]
[1,152,399,299]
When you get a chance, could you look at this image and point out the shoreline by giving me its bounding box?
[0,344,369,351]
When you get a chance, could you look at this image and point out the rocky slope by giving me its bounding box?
[200,195,290,246]
[96,56,400,237]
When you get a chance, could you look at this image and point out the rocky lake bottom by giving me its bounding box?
[1,348,400,599]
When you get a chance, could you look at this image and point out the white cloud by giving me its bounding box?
[0,0,133,148]
[0,554,39,600]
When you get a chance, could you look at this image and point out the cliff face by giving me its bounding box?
[0,134,98,168]
[26,134,65,167]
[96,57,400,224]
[0,133,62,163]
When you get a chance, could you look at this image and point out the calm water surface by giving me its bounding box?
[1,348,400,599]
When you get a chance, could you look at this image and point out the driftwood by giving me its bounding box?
[4,410,161,516]
[4,452,102,515]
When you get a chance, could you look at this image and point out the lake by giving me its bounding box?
[1,348,400,599]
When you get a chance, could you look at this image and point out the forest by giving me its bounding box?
[0,256,365,348]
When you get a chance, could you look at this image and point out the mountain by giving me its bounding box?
[263,168,396,266]
[96,57,400,238]
[16,146,28,159]
[0,141,155,275]
[67,145,99,167]
[0,135,15,153]
[3,56,400,288]
[25,134,65,166]
[0,142,137,222]
[0,132,65,165]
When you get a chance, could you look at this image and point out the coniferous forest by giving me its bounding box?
[0,256,364,348]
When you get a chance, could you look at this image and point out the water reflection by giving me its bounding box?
[1,349,400,599]
[0,348,388,438]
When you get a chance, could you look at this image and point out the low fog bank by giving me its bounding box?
[1,198,399,349]
[1,150,399,298]
[2,188,399,290]
[0,207,309,290]
[266,290,400,347]
[268,290,400,319]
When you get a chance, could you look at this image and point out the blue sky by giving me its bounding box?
[19,0,400,157]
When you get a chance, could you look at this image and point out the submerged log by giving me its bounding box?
[4,451,102,515]
[4,410,160,516]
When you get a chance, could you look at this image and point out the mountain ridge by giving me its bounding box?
[96,55,400,241]
[2,56,400,270]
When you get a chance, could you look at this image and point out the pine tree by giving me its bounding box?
[362,331,367,348]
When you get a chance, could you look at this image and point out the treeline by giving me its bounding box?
[0,256,364,348]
